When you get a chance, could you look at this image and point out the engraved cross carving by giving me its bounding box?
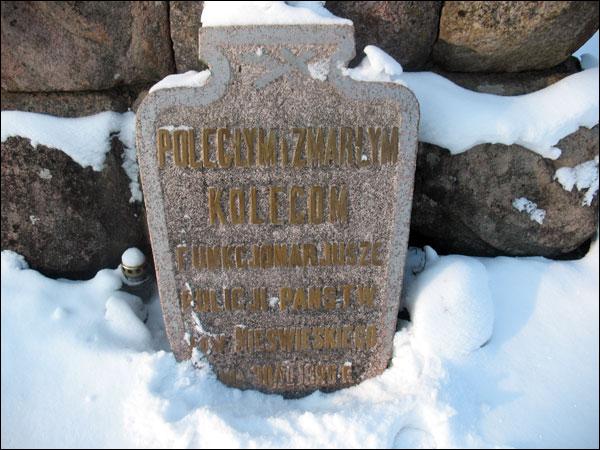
[242,49,317,90]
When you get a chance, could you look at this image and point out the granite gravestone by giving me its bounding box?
[137,23,419,396]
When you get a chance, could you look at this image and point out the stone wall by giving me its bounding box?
[1,1,598,277]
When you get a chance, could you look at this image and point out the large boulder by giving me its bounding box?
[1,88,139,117]
[1,136,148,278]
[433,1,599,72]
[432,57,581,96]
[1,1,174,91]
[170,1,207,73]
[411,126,599,258]
[327,1,442,70]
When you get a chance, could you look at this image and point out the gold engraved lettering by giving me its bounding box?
[372,241,384,266]
[329,186,348,223]
[192,246,205,270]
[341,365,353,383]
[279,287,293,311]
[157,129,172,168]
[302,243,318,267]
[176,246,187,271]
[292,128,307,168]
[208,188,226,225]
[273,244,289,266]
[180,290,192,311]
[290,244,303,266]
[260,244,273,268]
[367,325,378,348]
[292,288,307,310]
[173,129,189,167]
[381,126,399,164]
[221,246,233,270]
[355,325,366,350]
[279,328,294,352]
[206,246,221,270]
[258,128,276,167]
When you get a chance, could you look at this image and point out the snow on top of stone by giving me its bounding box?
[148,70,211,93]
[343,45,406,85]
[121,247,146,267]
[344,45,599,160]
[1,110,142,203]
[512,197,546,225]
[554,157,599,207]
[574,30,599,69]
[201,1,352,27]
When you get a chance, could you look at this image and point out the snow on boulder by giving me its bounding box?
[1,112,147,278]
[405,254,494,360]
[0,250,29,272]
[149,70,211,93]
[344,45,599,160]
[554,156,599,207]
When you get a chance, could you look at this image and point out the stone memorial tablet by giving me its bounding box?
[137,23,419,396]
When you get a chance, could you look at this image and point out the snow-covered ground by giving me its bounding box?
[2,240,598,448]
[2,4,598,448]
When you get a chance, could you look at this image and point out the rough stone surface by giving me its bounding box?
[327,1,442,70]
[1,136,148,278]
[432,57,581,96]
[433,1,599,72]
[169,1,208,73]
[137,25,419,396]
[1,1,174,92]
[1,87,142,117]
[411,126,599,258]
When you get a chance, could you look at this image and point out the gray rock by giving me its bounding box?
[327,1,442,70]
[1,1,174,91]
[1,136,148,278]
[432,57,581,96]
[169,1,208,73]
[433,1,599,72]
[1,88,141,117]
[411,126,599,258]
